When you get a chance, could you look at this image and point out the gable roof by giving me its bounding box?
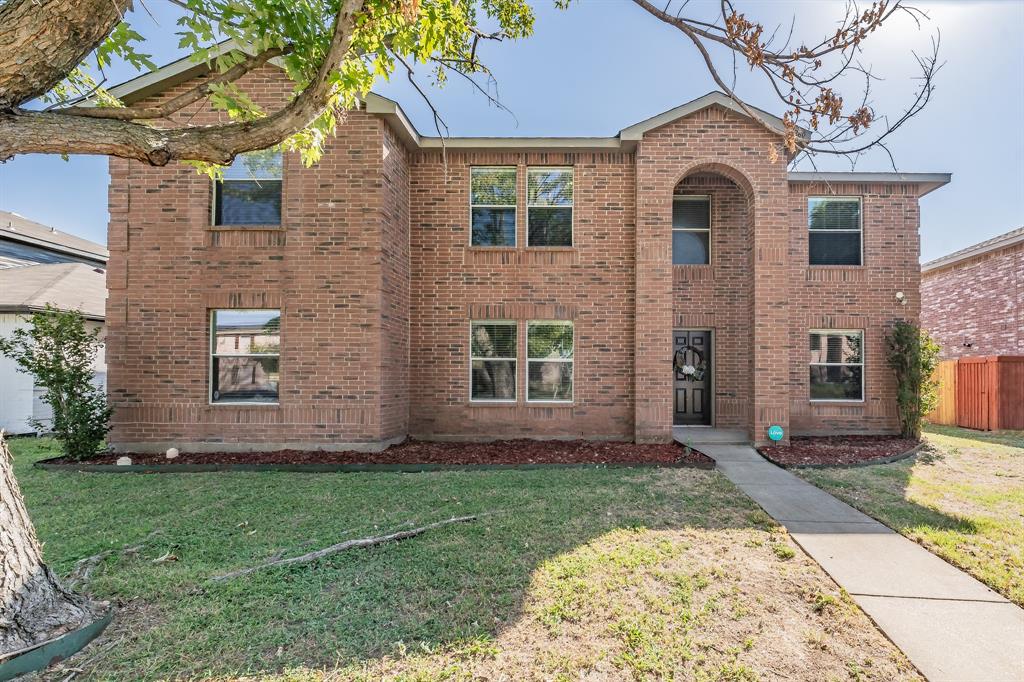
[0,211,109,267]
[0,263,107,319]
[86,46,949,195]
[89,46,797,150]
[922,226,1024,273]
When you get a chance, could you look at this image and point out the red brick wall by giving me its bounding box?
[921,242,1023,359]
[106,67,928,450]
[107,67,401,451]
[635,106,790,444]
[786,182,921,435]
[407,151,637,440]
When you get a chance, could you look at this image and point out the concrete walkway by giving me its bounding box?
[677,433,1024,681]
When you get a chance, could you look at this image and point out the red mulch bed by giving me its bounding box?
[758,435,921,467]
[64,439,712,467]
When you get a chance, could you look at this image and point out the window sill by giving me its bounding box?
[468,400,518,407]
[807,264,865,269]
[208,225,285,232]
[465,246,576,251]
[209,402,280,407]
[809,399,865,404]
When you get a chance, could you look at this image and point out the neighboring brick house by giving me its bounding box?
[101,50,950,452]
[921,227,1024,359]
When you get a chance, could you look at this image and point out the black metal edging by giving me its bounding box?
[0,610,113,682]
[758,442,926,470]
[34,458,713,474]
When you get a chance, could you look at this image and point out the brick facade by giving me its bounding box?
[921,231,1023,359]
[106,66,940,452]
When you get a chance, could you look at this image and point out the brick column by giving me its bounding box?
[750,187,791,445]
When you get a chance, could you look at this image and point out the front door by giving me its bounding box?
[673,330,711,426]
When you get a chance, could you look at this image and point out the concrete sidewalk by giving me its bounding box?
[690,440,1024,682]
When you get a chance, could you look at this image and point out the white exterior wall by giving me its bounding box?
[0,314,107,434]
[0,314,35,434]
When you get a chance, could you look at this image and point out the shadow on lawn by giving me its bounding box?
[13,441,768,680]
[800,441,980,538]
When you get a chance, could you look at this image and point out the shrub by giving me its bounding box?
[0,306,111,459]
[886,320,941,440]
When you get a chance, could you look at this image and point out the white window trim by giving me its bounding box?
[469,320,518,403]
[526,320,575,404]
[210,152,284,227]
[209,309,281,406]
[808,196,863,266]
[672,195,712,265]
[469,166,517,247]
[809,328,865,403]
[526,167,574,247]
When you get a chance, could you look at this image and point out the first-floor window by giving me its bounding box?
[211,309,281,403]
[809,330,863,401]
[470,321,517,401]
[527,321,574,402]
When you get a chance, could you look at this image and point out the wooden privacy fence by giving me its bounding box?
[928,356,1024,431]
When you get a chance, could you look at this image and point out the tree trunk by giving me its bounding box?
[0,0,133,109]
[0,434,105,657]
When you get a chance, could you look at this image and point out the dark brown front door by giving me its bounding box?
[673,330,711,426]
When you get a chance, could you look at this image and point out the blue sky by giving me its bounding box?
[0,0,1020,262]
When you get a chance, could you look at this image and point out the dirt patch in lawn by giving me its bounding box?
[61,439,712,467]
[759,435,920,467]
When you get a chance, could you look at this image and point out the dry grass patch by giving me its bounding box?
[11,438,918,681]
[798,424,1024,605]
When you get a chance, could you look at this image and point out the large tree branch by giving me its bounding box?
[0,0,365,165]
[0,0,134,109]
[60,46,291,121]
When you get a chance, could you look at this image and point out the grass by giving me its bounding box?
[797,424,1024,606]
[10,438,919,681]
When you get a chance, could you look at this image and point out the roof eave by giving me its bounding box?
[922,228,1024,273]
[787,171,952,197]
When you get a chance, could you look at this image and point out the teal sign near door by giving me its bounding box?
[767,425,784,442]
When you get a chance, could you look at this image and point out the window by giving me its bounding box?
[528,168,573,246]
[808,197,861,265]
[211,309,281,403]
[672,196,711,264]
[470,167,517,246]
[470,322,517,401]
[214,150,283,226]
[528,321,573,402]
[809,330,863,401]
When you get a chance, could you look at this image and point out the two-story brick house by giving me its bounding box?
[102,53,950,453]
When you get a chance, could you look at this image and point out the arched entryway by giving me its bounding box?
[671,165,755,431]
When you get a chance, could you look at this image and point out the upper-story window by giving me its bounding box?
[471,167,517,246]
[672,196,711,264]
[808,197,862,265]
[527,168,573,247]
[214,150,283,226]
[211,309,281,404]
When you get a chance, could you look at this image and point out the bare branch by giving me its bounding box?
[631,0,940,163]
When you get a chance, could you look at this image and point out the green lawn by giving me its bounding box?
[798,424,1024,606]
[11,438,918,681]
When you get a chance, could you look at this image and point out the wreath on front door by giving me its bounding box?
[674,345,707,382]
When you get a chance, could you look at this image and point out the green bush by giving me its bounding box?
[885,320,941,439]
[0,306,111,459]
